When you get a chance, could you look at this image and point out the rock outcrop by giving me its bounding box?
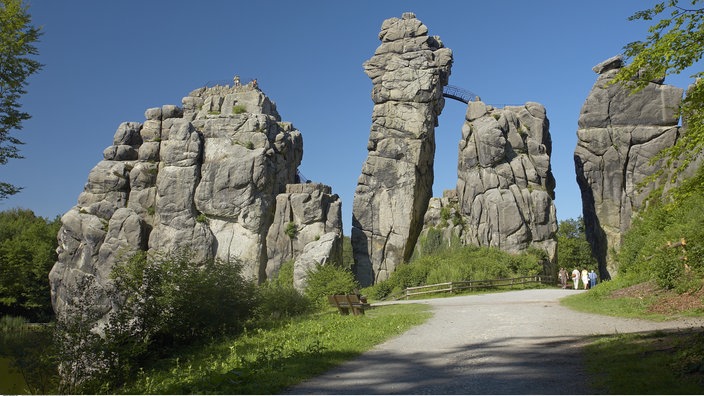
[418,190,464,248]
[574,55,684,278]
[266,183,343,282]
[351,12,452,287]
[49,83,323,324]
[456,101,558,263]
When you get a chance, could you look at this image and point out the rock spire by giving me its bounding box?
[351,12,452,286]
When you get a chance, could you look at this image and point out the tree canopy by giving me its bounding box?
[0,0,42,199]
[0,208,60,321]
[614,0,704,177]
[556,217,597,271]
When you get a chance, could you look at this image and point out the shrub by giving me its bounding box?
[111,250,258,345]
[256,283,312,320]
[304,264,358,307]
[256,261,312,319]
[232,104,247,114]
[54,249,258,393]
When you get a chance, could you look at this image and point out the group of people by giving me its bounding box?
[558,267,597,290]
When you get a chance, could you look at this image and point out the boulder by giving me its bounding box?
[265,183,343,280]
[293,232,343,292]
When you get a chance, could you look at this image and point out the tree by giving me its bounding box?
[556,217,597,271]
[0,0,42,200]
[0,208,60,321]
[614,0,704,178]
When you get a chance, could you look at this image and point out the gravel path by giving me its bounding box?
[286,288,704,394]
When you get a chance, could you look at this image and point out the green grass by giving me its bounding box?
[120,304,431,394]
[560,289,666,320]
[560,280,704,394]
[584,330,704,394]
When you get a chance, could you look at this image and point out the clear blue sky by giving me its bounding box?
[2,0,697,235]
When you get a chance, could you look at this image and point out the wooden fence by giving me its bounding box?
[397,275,555,300]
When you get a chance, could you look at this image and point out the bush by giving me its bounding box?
[54,249,259,393]
[256,261,312,319]
[256,283,312,320]
[304,264,358,307]
[616,165,704,292]
[111,250,258,346]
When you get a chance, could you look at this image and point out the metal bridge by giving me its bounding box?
[442,85,479,104]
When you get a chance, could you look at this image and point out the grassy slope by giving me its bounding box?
[120,304,431,394]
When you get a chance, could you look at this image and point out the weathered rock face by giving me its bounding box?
[456,101,558,263]
[266,183,343,281]
[293,232,343,292]
[351,12,452,287]
[417,190,464,250]
[49,84,306,322]
[574,55,684,278]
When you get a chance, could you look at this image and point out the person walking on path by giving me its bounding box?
[572,268,580,289]
[589,269,597,288]
[581,269,589,290]
[558,268,568,289]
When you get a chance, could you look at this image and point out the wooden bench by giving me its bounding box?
[328,294,371,316]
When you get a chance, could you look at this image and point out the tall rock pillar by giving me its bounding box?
[456,101,558,265]
[351,12,452,286]
[574,55,684,279]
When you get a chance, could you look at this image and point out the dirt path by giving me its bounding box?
[286,289,704,394]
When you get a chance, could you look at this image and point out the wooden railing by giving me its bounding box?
[397,275,554,300]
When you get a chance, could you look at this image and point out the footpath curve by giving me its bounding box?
[287,288,704,394]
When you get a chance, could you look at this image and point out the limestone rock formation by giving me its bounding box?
[49,83,309,323]
[266,183,343,280]
[352,12,452,286]
[574,55,684,278]
[456,101,558,263]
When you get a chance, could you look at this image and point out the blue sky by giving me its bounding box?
[2,0,697,235]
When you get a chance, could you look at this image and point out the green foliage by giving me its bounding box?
[285,221,297,239]
[0,0,42,199]
[0,208,60,321]
[195,213,208,223]
[54,249,258,393]
[256,260,312,320]
[615,0,704,180]
[112,250,258,346]
[232,104,247,114]
[367,244,546,299]
[556,217,598,271]
[121,304,431,395]
[616,165,704,291]
[416,227,445,256]
[304,264,359,307]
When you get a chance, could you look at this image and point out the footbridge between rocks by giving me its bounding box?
[442,85,478,104]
